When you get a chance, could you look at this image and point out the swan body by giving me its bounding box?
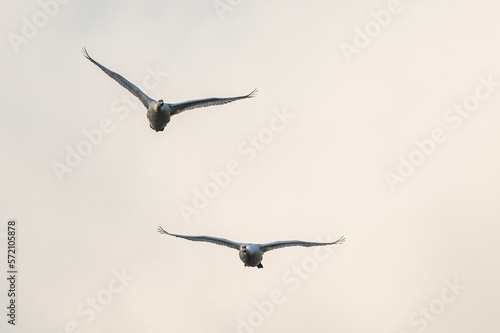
[158,226,345,269]
[82,48,257,131]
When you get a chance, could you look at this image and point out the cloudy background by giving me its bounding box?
[2,0,500,332]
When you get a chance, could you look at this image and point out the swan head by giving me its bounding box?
[241,244,257,255]
[156,99,164,111]
[240,245,251,257]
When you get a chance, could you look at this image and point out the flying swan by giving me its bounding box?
[82,48,257,132]
[158,226,345,269]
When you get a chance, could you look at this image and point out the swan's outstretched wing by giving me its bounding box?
[169,88,257,116]
[82,47,155,109]
[260,236,345,253]
[158,226,241,250]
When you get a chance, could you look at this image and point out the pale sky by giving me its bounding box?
[1,1,500,332]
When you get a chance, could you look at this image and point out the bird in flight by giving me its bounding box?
[158,226,345,269]
[82,48,257,132]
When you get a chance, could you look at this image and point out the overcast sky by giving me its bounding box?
[1,0,500,332]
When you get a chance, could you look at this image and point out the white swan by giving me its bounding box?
[158,226,345,269]
[82,48,257,132]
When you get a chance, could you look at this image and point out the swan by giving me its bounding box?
[158,226,345,269]
[82,48,257,132]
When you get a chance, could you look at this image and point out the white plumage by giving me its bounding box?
[158,226,345,269]
[82,48,257,132]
